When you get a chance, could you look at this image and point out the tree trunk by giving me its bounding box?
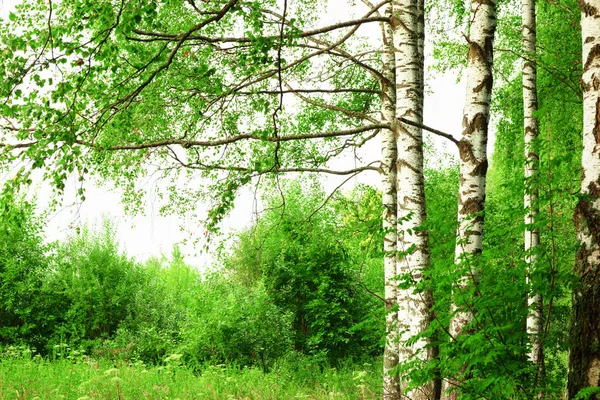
[392,0,436,398]
[568,1,600,397]
[443,0,497,396]
[522,0,545,386]
[382,3,401,399]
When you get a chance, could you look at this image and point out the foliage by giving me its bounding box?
[179,274,293,372]
[0,196,49,350]
[0,0,593,396]
[226,180,383,361]
[106,252,193,364]
[0,0,381,231]
[43,223,145,351]
[417,0,582,395]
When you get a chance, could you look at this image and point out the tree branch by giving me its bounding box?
[130,16,389,44]
[234,88,381,95]
[0,141,38,149]
[75,123,390,151]
[169,154,380,175]
[397,117,459,146]
[286,83,379,124]
[115,0,239,107]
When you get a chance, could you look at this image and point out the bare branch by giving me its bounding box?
[169,155,380,175]
[397,117,459,146]
[304,170,362,222]
[495,47,581,98]
[235,88,381,95]
[0,141,38,149]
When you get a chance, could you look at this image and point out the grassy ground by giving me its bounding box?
[0,355,381,399]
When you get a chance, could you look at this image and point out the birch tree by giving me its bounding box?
[444,0,497,395]
[391,0,437,397]
[381,3,401,398]
[568,0,600,397]
[522,0,544,381]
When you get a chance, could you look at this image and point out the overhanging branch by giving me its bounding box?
[397,117,459,146]
[130,16,389,44]
[75,123,390,151]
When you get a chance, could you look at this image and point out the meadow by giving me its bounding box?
[0,349,381,400]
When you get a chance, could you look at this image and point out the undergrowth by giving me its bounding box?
[0,347,381,400]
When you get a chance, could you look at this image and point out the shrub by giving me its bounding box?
[180,275,293,372]
[0,196,49,350]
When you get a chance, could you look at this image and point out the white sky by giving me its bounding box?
[0,0,468,269]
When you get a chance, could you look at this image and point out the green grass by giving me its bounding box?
[0,355,381,399]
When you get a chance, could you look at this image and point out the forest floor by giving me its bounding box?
[0,356,381,399]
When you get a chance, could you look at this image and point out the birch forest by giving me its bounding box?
[0,0,598,398]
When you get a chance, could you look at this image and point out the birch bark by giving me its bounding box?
[382,4,400,399]
[568,0,600,397]
[522,0,544,380]
[392,0,436,398]
[443,0,496,396]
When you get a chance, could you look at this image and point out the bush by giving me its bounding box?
[110,252,197,364]
[226,180,380,361]
[180,275,293,372]
[43,222,145,351]
[0,196,49,350]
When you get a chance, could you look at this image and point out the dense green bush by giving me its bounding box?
[43,223,145,351]
[226,181,381,361]
[0,183,389,372]
[99,249,197,364]
[179,275,292,372]
[0,196,49,350]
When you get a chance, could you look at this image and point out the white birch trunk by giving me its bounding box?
[522,0,544,379]
[443,0,496,397]
[382,4,401,399]
[392,0,436,398]
[568,1,600,397]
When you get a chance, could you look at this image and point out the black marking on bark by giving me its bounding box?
[472,159,488,177]
[467,42,487,65]
[584,44,600,72]
[389,15,401,30]
[397,159,421,175]
[525,126,538,136]
[586,36,596,44]
[474,73,493,93]
[462,113,488,137]
[485,36,495,59]
[574,185,600,259]
[460,197,484,216]
[579,0,599,16]
[590,181,600,198]
[458,140,477,164]
[594,98,600,146]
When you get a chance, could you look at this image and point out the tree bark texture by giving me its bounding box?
[382,4,401,399]
[443,0,496,397]
[568,0,600,397]
[522,0,544,381]
[392,0,436,398]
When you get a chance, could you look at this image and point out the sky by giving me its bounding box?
[0,0,467,268]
